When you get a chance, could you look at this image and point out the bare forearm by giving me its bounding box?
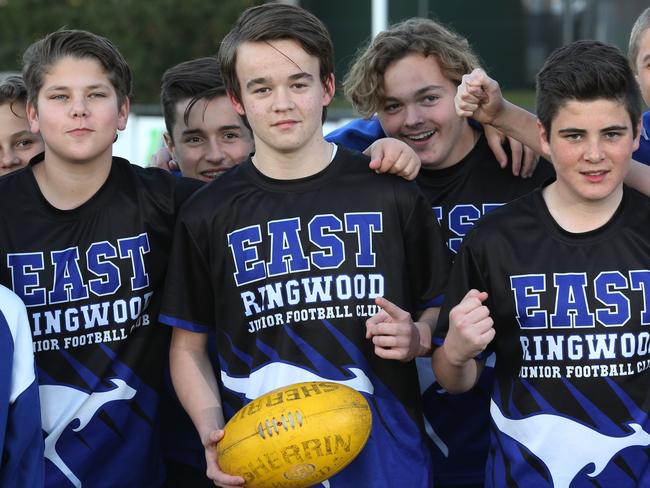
[625,159,650,196]
[414,307,440,356]
[170,337,225,439]
[491,101,549,159]
[432,345,482,394]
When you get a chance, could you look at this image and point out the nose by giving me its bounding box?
[0,148,21,169]
[271,87,295,112]
[403,104,424,128]
[70,96,89,118]
[584,138,605,163]
[205,139,226,165]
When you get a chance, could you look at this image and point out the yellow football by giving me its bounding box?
[217,381,372,488]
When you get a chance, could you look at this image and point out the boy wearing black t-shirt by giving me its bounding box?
[0,30,201,487]
[160,4,450,487]
[434,40,650,487]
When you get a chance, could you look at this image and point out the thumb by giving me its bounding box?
[463,289,488,303]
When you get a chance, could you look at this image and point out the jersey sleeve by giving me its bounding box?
[402,184,452,307]
[159,208,214,333]
[325,116,386,152]
[0,288,44,488]
[433,232,490,349]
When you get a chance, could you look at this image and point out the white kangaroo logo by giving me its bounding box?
[40,379,137,488]
[491,399,650,488]
[221,362,374,400]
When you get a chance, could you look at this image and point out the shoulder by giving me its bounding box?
[325,116,385,152]
[118,158,203,209]
[465,189,539,245]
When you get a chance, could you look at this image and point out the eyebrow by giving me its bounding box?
[384,85,444,101]
[11,130,35,138]
[557,125,629,134]
[180,128,205,137]
[43,83,111,92]
[245,72,313,89]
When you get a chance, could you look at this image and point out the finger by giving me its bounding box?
[520,146,539,178]
[368,158,382,171]
[373,345,409,361]
[365,312,390,338]
[465,315,494,336]
[374,296,410,321]
[509,137,523,176]
[398,152,421,180]
[387,153,408,175]
[483,126,507,167]
[480,327,496,345]
[369,320,411,339]
[462,289,488,303]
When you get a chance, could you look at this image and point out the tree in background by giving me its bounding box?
[0,0,263,106]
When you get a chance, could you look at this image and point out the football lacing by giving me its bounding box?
[257,410,304,439]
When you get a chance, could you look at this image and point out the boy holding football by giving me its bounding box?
[160,4,450,487]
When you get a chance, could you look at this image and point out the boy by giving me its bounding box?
[0,76,44,175]
[433,40,650,487]
[630,7,650,164]
[159,57,253,182]
[0,29,201,487]
[0,285,43,488]
[330,18,554,487]
[160,4,450,487]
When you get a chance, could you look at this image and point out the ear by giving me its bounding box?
[117,97,130,131]
[163,131,174,155]
[228,90,246,117]
[26,101,40,134]
[537,119,551,158]
[322,73,335,107]
[633,117,642,152]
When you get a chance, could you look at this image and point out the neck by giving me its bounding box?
[33,149,113,210]
[542,182,623,233]
[251,137,333,180]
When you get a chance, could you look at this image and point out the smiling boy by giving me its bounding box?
[160,4,450,487]
[433,40,650,487]
[0,30,201,487]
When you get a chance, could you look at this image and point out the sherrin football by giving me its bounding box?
[217,381,372,488]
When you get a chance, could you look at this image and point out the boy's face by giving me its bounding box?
[230,39,334,156]
[539,98,640,205]
[635,28,650,106]
[164,96,253,182]
[27,56,129,165]
[0,102,44,176]
[377,53,472,170]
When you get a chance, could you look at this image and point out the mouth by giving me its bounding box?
[272,120,299,129]
[67,128,93,136]
[402,129,436,144]
[199,170,225,181]
[580,169,609,182]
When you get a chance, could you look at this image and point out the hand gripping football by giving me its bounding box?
[217,381,372,487]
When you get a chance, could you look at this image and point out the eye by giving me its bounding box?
[223,132,240,141]
[604,131,623,140]
[88,92,107,98]
[15,139,35,149]
[382,103,401,114]
[563,133,582,141]
[183,136,204,145]
[50,94,68,101]
[254,87,270,95]
[422,95,440,104]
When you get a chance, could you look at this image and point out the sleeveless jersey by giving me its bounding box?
[435,183,650,487]
[160,146,450,487]
[0,156,200,488]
